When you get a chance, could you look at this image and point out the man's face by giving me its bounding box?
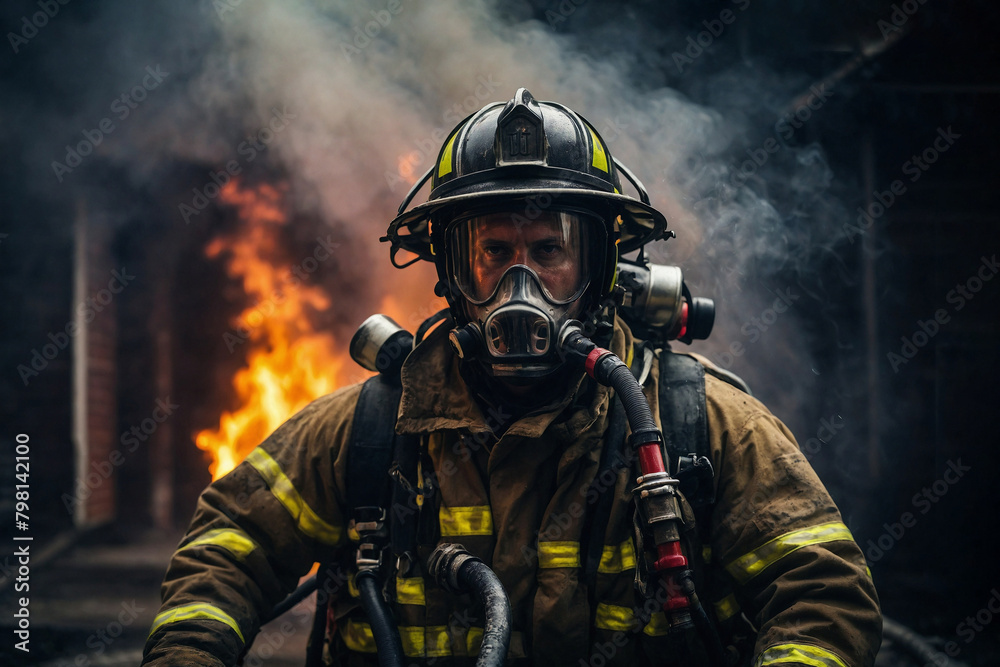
[456,211,591,304]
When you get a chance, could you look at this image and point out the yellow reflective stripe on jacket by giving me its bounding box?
[396,576,425,605]
[344,621,452,658]
[466,627,484,654]
[148,602,244,644]
[424,626,451,658]
[725,521,855,585]
[464,628,521,658]
[180,528,256,561]
[756,643,848,667]
[595,603,664,635]
[245,448,341,545]
[398,626,424,656]
[598,539,636,574]
[340,621,527,659]
[341,619,376,653]
[439,505,493,536]
[642,612,668,637]
[595,602,634,632]
[538,541,580,568]
[714,593,740,622]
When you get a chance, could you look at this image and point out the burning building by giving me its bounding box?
[1,0,999,664]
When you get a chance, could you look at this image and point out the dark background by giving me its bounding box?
[1,0,998,664]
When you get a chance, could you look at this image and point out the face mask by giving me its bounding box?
[446,210,600,378]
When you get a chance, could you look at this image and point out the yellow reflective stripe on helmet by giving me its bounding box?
[588,125,609,173]
[245,448,341,545]
[148,602,244,644]
[643,612,668,637]
[538,541,580,568]
[598,539,636,574]
[396,576,425,605]
[438,132,458,178]
[180,528,256,561]
[341,619,376,653]
[714,593,740,622]
[725,521,855,585]
[756,643,848,667]
[439,505,493,536]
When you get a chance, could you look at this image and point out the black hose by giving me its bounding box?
[265,574,318,624]
[883,616,967,667]
[679,571,729,667]
[561,325,728,664]
[428,543,511,667]
[560,326,658,443]
[356,571,406,667]
[305,565,332,667]
[458,559,512,667]
[601,359,658,437]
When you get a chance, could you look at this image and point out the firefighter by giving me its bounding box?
[142,89,881,666]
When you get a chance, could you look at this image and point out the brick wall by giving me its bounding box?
[73,207,118,527]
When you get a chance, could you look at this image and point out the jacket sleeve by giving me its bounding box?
[141,384,363,666]
[705,377,882,667]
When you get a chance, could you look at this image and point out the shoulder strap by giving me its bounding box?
[348,375,403,512]
[658,351,714,509]
[347,375,421,565]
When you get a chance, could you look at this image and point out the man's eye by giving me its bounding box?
[538,243,562,255]
[484,245,508,257]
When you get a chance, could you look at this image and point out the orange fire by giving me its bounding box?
[196,180,350,479]
[196,179,443,480]
[397,152,420,185]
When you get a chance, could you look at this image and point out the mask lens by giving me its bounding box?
[449,210,595,304]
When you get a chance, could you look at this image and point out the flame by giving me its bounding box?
[397,152,420,185]
[196,179,444,481]
[196,180,353,480]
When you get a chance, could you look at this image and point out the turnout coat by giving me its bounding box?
[142,318,881,666]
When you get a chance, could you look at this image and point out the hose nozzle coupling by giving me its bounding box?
[558,321,626,385]
[428,543,512,667]
[428,543,482,596]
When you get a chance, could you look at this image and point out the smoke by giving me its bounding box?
[9,0,868,436]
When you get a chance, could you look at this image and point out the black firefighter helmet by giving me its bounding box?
[383,88,670,379]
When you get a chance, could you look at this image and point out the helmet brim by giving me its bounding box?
[386,186,668,263]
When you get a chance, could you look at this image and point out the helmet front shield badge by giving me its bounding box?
[383,87,673,378]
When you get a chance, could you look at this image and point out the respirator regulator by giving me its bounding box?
[447,257,716,377]
[444,209,600,378]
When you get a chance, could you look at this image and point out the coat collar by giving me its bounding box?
[396,317,635,443]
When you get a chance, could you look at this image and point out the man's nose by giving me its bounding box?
[511,243,530,265]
